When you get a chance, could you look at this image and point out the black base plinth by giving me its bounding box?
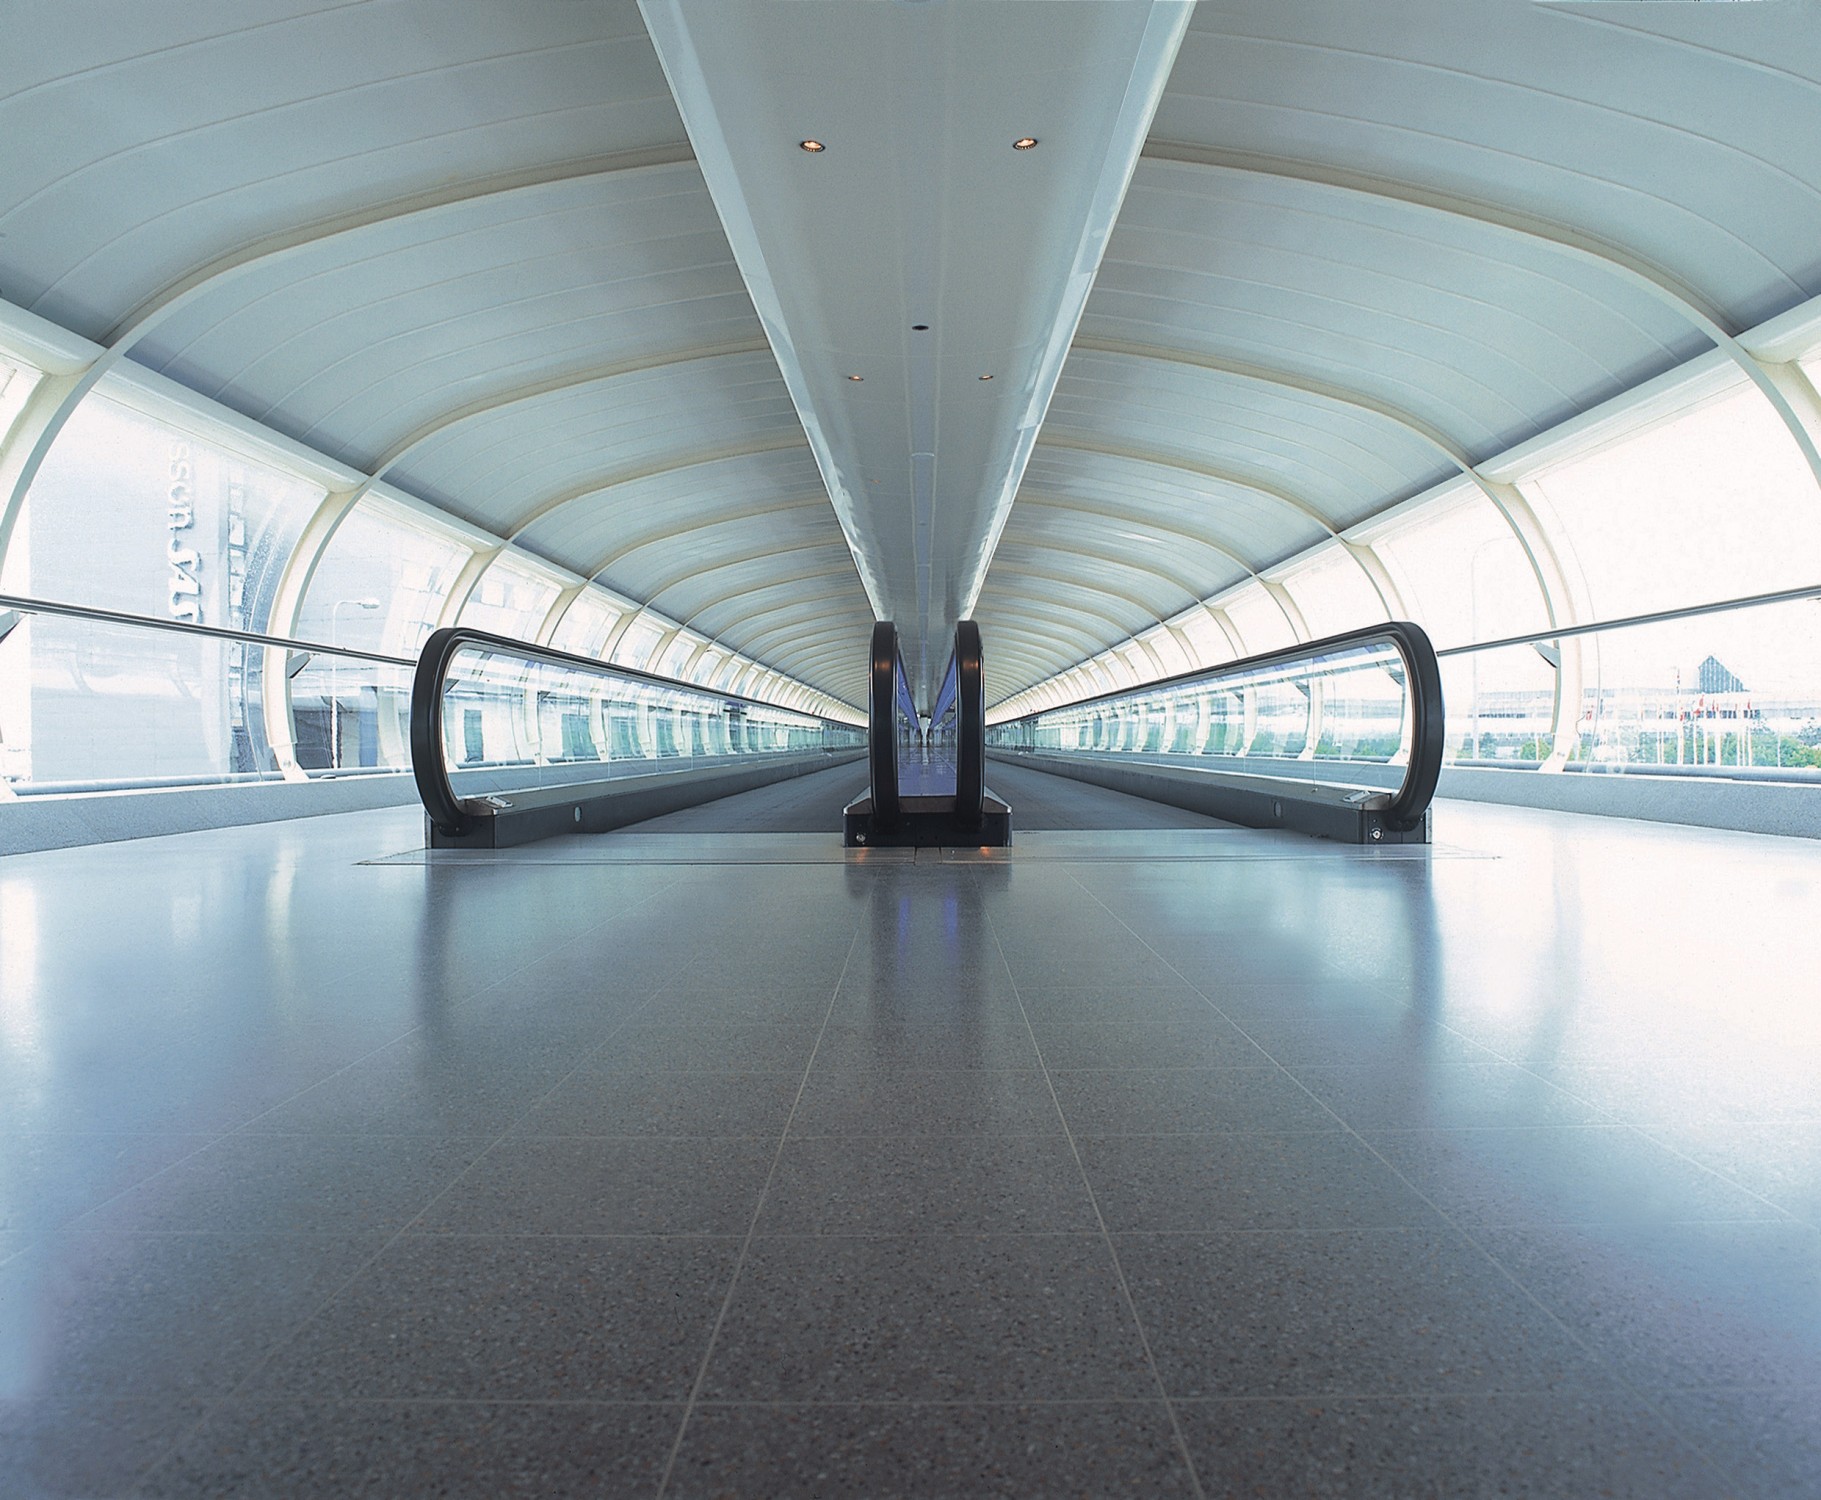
[843,791,1012,848]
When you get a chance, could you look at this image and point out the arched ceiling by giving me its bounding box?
[6,1,1820,715]
[977,0,1821,704]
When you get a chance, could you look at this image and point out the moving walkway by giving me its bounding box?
[410,628,864,847]
[842,621,1012,848]
[989,622,1443,844]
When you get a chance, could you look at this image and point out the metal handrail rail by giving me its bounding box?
[0,591,416,667]
[1000,621,1444,834]
[411,625,859,838]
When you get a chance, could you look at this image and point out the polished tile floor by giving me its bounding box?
[1,766,1819,1497]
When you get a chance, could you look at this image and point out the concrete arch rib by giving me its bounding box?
[355,342,771,499]
[0,147,699,558]
[988,527,1218,609]
[1065,333,1570,634]
[1138,142,1821,493]
[675,564,867,636]
[1014,494,1271,586]
[577,494,837,587]
[1022,444,1402,618]
[983,621,1134,669]
[643,544,861,618]
[1035,433,1340,538]
[502,436,811,545]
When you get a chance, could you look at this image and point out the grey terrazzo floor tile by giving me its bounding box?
[1172,1393,1720,1499]
[1636,1119,1821,1227]
[1009,979,1214,1024]
[645,984,841,1026]
[413,1135,777,1236]
[1077,1132,1442,1232]
[0,1132,216,1232]
[1362,1125,1785,1227]
[1654,1387,1821,1500]
[241,1049,573,1136]
[789,1067,1060,1137]
[1228,1015,1500,1070]
[1477,1220,1821,1391]
[586,1018,824,1073]
[812,1019,1042,1071]
[995,948,1189,994]
[139,1398,681,1500]
[1027,1017,1264,1071]
[1116,1228,1613,1399]
[757,1136,1096,1234]
[1048,1067,1337,1136]
[250,1234,740,1402]
[1292,1061,1610,1130]
[70,1134,490,1235]
[0,1231,386,1400]
[667,1401,1197,1499]
[0,1395,207,1500]
[511,1068,803,1138]
[702,1234,1152,1401]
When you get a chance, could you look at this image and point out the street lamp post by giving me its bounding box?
[328,599,380,769]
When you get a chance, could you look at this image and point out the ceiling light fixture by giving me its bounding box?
[846,374,863,381]
[978,374,994,381]
[799,139,826,153]
[1013,137,1039,151]
[911,324,929,331]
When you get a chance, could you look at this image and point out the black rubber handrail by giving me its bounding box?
[1003,621,1444,834]
[955,619,985,820]
[867,621,901,823]
[411,626,856,838]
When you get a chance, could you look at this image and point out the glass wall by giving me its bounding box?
[0,356,861,796]
[995,368,1821,793]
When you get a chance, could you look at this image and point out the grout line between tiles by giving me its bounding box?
[121,862,701,1500]
[1058,862,1747,1497]
[980,889,1211,1500]
[651,923,864,1500]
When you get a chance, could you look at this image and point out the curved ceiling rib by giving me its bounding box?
[1,148,700,544]
[1008,495,1263,588]
[670,561,865,631]
[344,340,770,502]
[502,437,809,543]
[988,526,1218,605]
[1137,142,1821,490]
[578,493,838,585]
[1032,436,1339,537]
[640,541,858,613]
[974,565,1165,641]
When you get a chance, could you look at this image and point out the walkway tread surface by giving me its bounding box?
[624,755,1235,834]
[1,799,1817,1498]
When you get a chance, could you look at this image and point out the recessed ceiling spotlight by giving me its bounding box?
[1013,137,1039,151]
[911,323,929,331]
[978,374,994,381]
[846,374,863,381]
[799,139,826,153]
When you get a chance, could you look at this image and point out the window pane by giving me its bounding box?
[5,392,322,631]
[1281,545,1388,639]
[1524,382,1821,622]
[1371,488,1550,649]
[1221,583,1297,654]
[459,552,563,641]
[300,496,471,658]
[547,588,623,659]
